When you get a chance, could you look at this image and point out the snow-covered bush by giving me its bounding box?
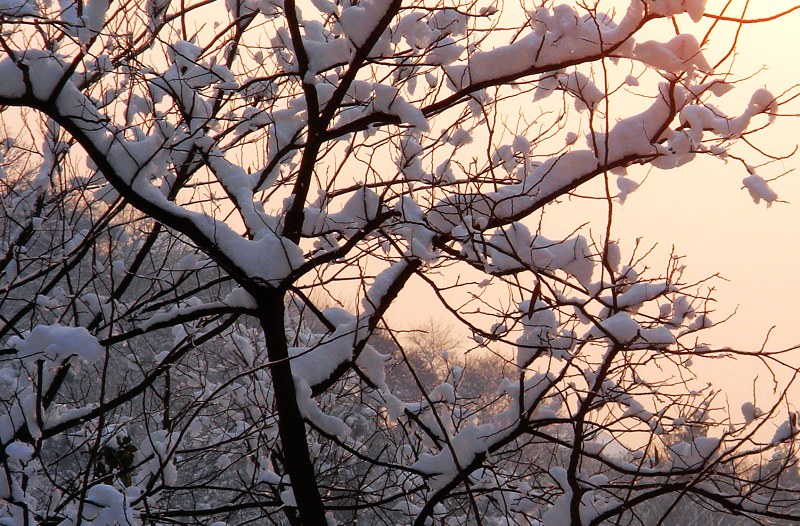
[0,0,799,524]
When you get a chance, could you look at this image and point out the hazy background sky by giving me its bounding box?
[386,1,800,404]
[622,2,800,349]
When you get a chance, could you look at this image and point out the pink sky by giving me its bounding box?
[388,1,800,405]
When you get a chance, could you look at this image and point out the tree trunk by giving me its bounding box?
[257,290,326,525]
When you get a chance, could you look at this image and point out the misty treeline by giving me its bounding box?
[1,0,800,525]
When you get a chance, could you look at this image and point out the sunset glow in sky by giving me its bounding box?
[387,1,800,403]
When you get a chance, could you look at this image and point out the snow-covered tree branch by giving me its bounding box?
[0,0,799,524]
